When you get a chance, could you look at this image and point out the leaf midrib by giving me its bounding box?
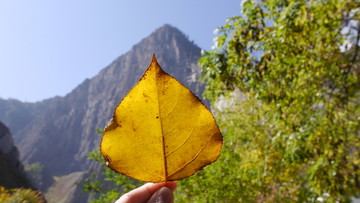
[153,63,168,182]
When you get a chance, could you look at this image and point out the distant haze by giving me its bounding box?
[0,0,240,102]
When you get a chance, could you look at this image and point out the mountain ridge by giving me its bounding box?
[0,24,204,202]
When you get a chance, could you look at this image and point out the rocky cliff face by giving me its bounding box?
[0,24,203,202]
[0,97,60,138]
[0,121,31,188]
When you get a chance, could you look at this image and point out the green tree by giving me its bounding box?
[84,1,360,202]
[24,162,44,189]
[177,0,360,202]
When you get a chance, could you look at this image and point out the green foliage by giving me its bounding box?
[24,162,44,189]
[177,0,360,202]
[82,150,142,203]
[84,1,360,202]
[95,128,105,134]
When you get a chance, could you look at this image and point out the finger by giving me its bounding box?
[146,187,174,203]
[115,182,177,203]
[164,181,177,191]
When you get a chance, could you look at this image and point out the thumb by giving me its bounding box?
[147,187,174,203]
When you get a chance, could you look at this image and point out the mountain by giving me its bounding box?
[0,97,60,138]
[0,24,203,202]
[0,121,31,188]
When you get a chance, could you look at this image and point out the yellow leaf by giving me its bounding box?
[100,55,222,182]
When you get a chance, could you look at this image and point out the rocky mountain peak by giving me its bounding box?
[0,24,203,202]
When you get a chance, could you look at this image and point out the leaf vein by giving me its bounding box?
[166,127,193,157]
[167,130,216,178]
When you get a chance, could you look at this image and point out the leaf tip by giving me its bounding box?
[151,54,159,64]
[152,54,158,64]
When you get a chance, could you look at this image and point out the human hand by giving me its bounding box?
[115,182,177,203]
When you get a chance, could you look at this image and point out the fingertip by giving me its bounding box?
[147,187,174,203]
[165,181,177,191]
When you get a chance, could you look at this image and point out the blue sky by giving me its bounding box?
[0,1,240,102]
